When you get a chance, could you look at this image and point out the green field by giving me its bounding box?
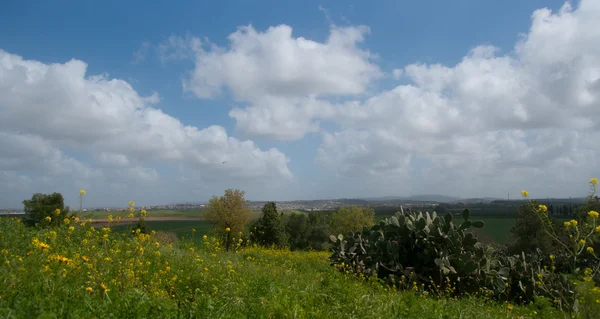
[111,220,214,244]
[0,217,562,318]
[79,209,204,219]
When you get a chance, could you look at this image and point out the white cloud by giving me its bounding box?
[315,0,600,198]
[179,24,382,139]
[176,0,600,198]
[0,49,293,207]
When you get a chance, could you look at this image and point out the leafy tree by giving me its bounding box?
[284,213,310,251]
[203,188,252,237]
[508,200,560,255]
[329,205,375,236]
[253,202,287,248]
[22,192,72,227]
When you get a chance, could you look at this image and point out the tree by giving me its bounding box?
[509,200,560,255]
[253,202,287,248]
[22,192,72,227]
[203,189,252,242]
[329,205,375,236]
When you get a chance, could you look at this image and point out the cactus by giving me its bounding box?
[329,208,575,308]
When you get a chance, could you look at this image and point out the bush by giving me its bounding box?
[329,180,600,316]
[252,202,287,248]
[22,192,73,228]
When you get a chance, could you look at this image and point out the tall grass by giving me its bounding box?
[0,217,561,318]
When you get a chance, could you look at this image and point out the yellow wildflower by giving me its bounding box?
[579,239,586,246]
[564,221,571,227]
[590,177,598,185]
[85,287,93,293]
[507,304,513,311]
[129,213,134,218]
[100,283,109,292]
[107,215,113,222]
[82,256,89,262]
[141,210,147,217]
[128,201,135,207]
[588,210,599,219]
[54,208,61,215]
[596,225,600,233]
[587,247,594,254]
[225,227,231,232]
[570,219,578,226]
[80,189,86,195]
[550,254,555,261]
[203,235,208,240]
[538,204,548,213]
[45,216,51,222]
[521,190,528,197]
[63,218,70,225]
[68,226,74,232]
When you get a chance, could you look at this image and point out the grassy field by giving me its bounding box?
[111,220,214,245]
[0,217,561,318]
[77,208,569,247]
[78,209,204,219]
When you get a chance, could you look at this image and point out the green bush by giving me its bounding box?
[252,202,287,248]
[22,192,73,228]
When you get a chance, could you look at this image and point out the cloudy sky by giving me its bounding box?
[1,0,599,208]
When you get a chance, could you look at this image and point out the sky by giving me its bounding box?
[1,0,599,209]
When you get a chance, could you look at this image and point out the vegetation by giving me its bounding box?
[203,189,252,237]
[251,202,287,248]
[508,199,560,255]
[330,180,600,317]
[3,179,600,317]
[22,192,73,228]
[329,205,375,237]
[0,213,560,318]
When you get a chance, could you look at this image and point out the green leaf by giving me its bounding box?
[462,209,470,221]
[444,213,453,224]
[464,260,478,274]
[397,214,406,226]
[416,218,426,231]
[458,220,472,231]
[472,220,485,228]
[390,216,400,227]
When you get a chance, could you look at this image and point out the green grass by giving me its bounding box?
[112,220,214,245]
[78,209,205,219]
[0,217,563,318]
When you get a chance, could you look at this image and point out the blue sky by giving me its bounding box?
[1,0,599,209]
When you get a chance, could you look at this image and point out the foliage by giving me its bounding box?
[202,189,252,238]
[329,205,375,237]
[252,202,287,248]
[329,179,600,316]
[283,212,334,251]
[509,199,560,256]
[0,216,561,318]
[22,192,73,228]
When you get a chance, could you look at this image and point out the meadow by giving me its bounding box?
[0,217,561,318]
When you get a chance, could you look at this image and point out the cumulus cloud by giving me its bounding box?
[316,0,600,197]
[177,0,600,198]
[0,49,293,207]
[179,24,382,139]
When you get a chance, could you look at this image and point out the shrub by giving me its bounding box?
[252,202,287,248]
[22,192,73,228]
